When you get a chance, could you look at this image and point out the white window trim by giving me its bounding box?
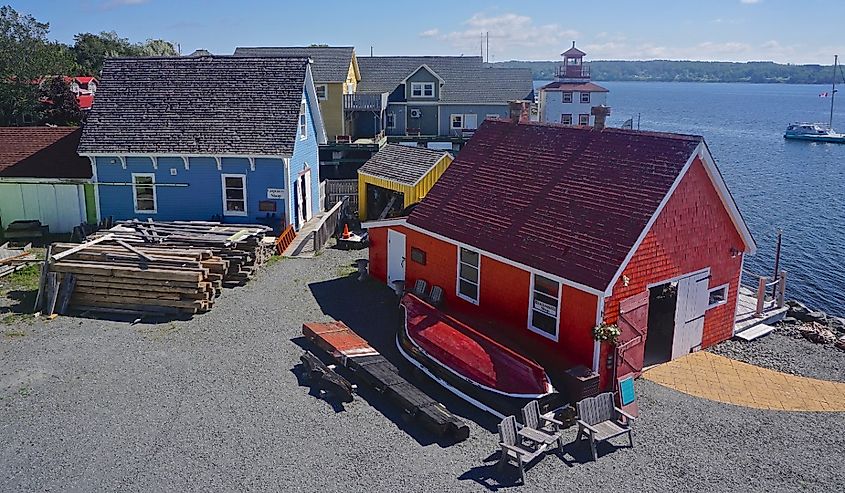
[561,114,572,125]
[450,114,463,129]
[580,92,591,103]
[221,173,248,217]
[132,173,157,214]
[456,247,480,305]
[579,114,590,125]
[411,82,435,98]
[527,273,561,342]
[299,100,308,140]
[562,91,573,103]
[707,283,730,309]
[386,112,396,129]
[315,84,328,101]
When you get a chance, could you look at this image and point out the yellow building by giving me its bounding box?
[357,144,453,220]
[233,46,360,141]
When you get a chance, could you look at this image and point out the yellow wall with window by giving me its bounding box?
[358,152,453,219]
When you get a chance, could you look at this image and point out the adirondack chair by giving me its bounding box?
[412,279,428,298]
[497,416,544,484]
[520,400,564,452]
[429,285,444,306]
[576,392,635,461]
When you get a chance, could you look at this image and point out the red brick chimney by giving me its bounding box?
[591,105,611,130]
[508,100,530,124]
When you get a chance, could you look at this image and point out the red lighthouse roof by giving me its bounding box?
[561,41,586,57]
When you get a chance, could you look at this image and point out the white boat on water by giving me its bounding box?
[785,55,845,144]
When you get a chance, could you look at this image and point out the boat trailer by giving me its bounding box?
[301,321,470,443]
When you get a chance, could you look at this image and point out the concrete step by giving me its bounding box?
[735,323,776,342]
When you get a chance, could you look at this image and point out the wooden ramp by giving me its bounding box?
[302,321,470,443]
[734,292,788,340]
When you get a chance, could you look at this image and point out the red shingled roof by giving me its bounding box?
[0,127,91,179]
[541,81,608,92]
[407,120,704,292]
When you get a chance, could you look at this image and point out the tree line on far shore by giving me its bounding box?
[0,5,177,126]
[493,59,839,84]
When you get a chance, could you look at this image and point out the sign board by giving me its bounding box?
[267,188,285,199]
[533,299,557,317]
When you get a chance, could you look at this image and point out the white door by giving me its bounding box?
[671,270,710,359]
[387,229,406,286]
[303,169,313,221]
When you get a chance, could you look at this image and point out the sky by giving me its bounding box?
[8,0,845,64]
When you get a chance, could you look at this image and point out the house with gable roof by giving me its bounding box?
[78,55,326,231]
[363,119,756,396]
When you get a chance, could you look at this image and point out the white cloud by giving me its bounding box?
[421,13,579,60]
[101,0,149,9]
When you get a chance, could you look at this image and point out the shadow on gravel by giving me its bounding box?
[304,270,500,434]
[0,289,36,315]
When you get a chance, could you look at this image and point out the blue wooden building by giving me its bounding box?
[78,55,326,231]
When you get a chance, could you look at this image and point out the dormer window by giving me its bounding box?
[411,82,435,98]
[299,100,307,140]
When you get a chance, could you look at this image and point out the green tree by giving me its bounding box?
[72,31,139,74]
[139,39,178,56]
[38,76,82,126]
[0,5,77,126]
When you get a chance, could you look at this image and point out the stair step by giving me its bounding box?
[735,323,776,342]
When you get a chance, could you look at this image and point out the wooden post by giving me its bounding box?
[755,276,767,317]
[777,271,787,308]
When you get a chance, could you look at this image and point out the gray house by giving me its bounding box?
[349,56,533,142]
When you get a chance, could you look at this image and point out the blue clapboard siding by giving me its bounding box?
[289,87,322,221]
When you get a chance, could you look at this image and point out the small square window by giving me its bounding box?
[579,114,590,125]
[315,84,328,100]
[580,92,591,103]
[561,114,572,125]
[562,92,573,103]
[410,247,426,265]
[708,285,728,308]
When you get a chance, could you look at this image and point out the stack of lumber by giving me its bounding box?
[89,220,275,287]
[0,242,37,278]
[34,236,224,317]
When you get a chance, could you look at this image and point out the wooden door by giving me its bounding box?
[387,229,406,286]
[616,290,650,380]
[671,270,710,358]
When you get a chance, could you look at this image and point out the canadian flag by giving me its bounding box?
[820,92,829,97]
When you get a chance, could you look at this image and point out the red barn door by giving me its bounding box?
[615,290,650,381]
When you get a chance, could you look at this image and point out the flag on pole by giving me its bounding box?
[621,118,634,129]
[820,92,829,97]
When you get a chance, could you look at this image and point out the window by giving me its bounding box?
[450,114,463,129]
[457,248,480,303]
[562,91,573,103]
[315,84,328,100]
[580,92,591,103]
[299,100,307,140]
[221,174,247,216]
[132,173,156,213]
[411,247,426,265]
[707,284,729,309]
[529,274,560,339]
[411,82,435,97]
[450,113,477,130]
[561,114,573,125]
[486,114,500,120]
[579,114,590,125]
[386,112,396,129]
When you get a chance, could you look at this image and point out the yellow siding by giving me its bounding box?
[319,82,345,140]
[358,153,453,219]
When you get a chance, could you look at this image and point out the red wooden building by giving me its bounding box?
[364,119,756,391]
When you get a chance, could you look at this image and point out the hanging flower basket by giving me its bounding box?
[593,323,621,345]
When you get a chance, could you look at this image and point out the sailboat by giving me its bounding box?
[784,55,845,143]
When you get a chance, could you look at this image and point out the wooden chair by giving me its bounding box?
[497,416,544,484]
[520,400,564,452]
[412,279,428,298]
[429,285,444,306]
[576,392,635,461]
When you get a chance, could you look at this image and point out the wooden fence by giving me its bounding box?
[312,199,345,253]
[325,179,358,213]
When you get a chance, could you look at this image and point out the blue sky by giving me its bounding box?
[8,0,845,64]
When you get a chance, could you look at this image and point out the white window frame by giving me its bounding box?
[707,283,730,309]
[562,91,573,103]
[580,92,591,103]
[132,173,157,214]
[527,273,561,341]
[579,114,590,125]
[561,114,573,125]
[456,247,480,304]
[450,114,463,129]
[386,112,396,129]
[221,173,248,217]
[315,84,328,101]
[299,100,307,140]
[485,113,500,120]
[411,82,435,98]
[464,113,478,130]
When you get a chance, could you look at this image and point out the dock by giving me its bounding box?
[734,287,788,341]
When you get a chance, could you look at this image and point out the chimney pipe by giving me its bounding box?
[508,100,530,124]
[591,105,611,130]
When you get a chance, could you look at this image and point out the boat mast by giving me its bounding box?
[830,55,838,128]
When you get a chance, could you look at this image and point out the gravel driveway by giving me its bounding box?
[1,248,842,492]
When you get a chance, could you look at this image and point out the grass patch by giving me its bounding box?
[1,264,42,295]
[264,255,285,267]
[337,265,358,277]
[2,313,34,325]
[4,329,27,337]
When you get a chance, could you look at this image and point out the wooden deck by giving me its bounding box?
[734,291,788,337]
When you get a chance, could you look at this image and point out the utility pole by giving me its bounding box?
[370,46,373,57]
[486,32,489,63]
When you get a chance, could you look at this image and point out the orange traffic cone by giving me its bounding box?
[342,223,351,239]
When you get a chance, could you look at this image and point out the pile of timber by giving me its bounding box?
[89,220,275,287]
[34,235,225,317]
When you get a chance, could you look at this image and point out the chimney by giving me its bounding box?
[591,105,611,130]
[508,100,530,124]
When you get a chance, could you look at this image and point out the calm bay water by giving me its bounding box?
[536,81,845,316]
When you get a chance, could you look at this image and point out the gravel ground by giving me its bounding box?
[710,324,845,382]
[1,247,843,492]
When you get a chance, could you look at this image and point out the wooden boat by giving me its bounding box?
[397,293,561,418]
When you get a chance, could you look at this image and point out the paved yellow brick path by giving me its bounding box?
[643,351,845,412]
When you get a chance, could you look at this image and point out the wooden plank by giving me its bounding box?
[50,262,204,282]
[57,274,77,315]
[44,272,60,316]
[32,245,51,314]
[74,278,205,294]
[71,293,203,309]
[50,234,115,261]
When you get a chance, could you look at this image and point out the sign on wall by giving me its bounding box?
[267,188,285,199]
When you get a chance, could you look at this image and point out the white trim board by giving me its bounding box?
[221,173,248,217]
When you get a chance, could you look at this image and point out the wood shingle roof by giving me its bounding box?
[358,144,449,186]
[233,46,355,83]
[78,56,311,156]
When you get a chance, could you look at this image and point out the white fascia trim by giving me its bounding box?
[214,156,222,171]
[361,217,408,229]
[151,156,158,170]
[304,64,329,145]
[603,143,703,296]
[0,177,90,184]
[592,295,606,374]
[89,156,101,222]
[402,221,605,297]
[401,64,446,84]
[248,157,255,172]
